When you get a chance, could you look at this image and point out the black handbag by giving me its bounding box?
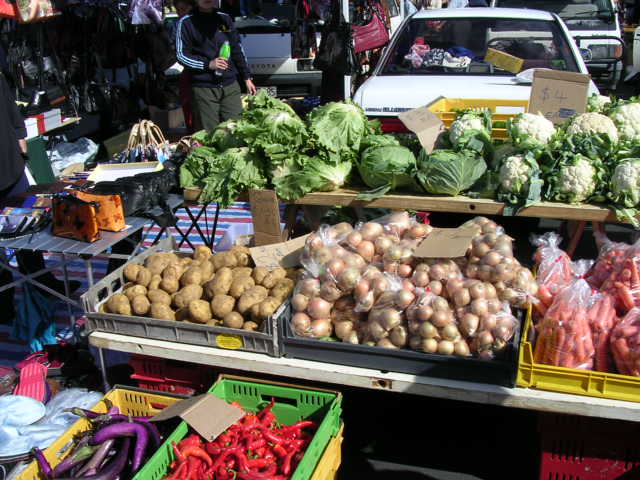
[314,0,359,74]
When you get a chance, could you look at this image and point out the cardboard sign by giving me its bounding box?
[413,225,479,258]
[250,233,310,269]
[249,189,282,246]
[484,48,524,74]
[150,394,244,441]
[527,69,590,124]
[398,106,445,153]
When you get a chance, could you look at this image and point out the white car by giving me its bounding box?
[353,7,599,130]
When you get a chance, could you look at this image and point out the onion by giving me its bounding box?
[419,321,438,338]
[429,265,446,281]
[389,325,408,347]
[385,246,403,262]
[428,281,443,296]
[484,283,497,299]
[313,247,333,265]
[409,336,422,350]
[454,340,471,357]
[408,318,420,334]
[471,298,489,317]
[432,297,449,312]
[334,321,354,340]
[372,255,383,265]
[493,325,511,341]
[291,294,309,312]
[487,298,502,314]
[453,288,471,307]
[477,265,493,282]
[377,338,399,349]
[380,308,402,330]
[327,259,346,279]
[395,289,416,309]
[307,234,323,250]
[356,241,375,262]
[292,313,311,335]
[460,313,480,337]
[344,331,360,344]
[400,248,413,264]
[398,264,413,278]
[383,261,399,274]
[483,233,498,247]
[387,211,411,237]
[402,279,416,292]
[413,271,430,287]
[473,243,491,258]
[414,263,430,273]
[357,291,375,312]
[432,310,452,328]
[373,278,389,296]
[409,224,428,239]
[477,330,494,347]
[483,251,502,266]
[354,279,371,301]
[331,222,353,238]
[368,321,388,340]
[417,305,434,322]
[346,231,362,248]
[422,338,438,353]
[320,281,343,302]
[469,282,486,299]
[308,297,332,319]
[438,340,455,355]
[310,319,332,338]
[447,278,464,294]
[466,264,479,279]
[299,278,321,298]
[375,236,393,254]
[361,222,384,241]
[334,296,356,312]
[442,324,460,341]
[338,267,361,291]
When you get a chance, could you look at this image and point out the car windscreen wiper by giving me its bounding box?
[562,9,615,20]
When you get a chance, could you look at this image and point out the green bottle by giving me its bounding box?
[215,40,231,76]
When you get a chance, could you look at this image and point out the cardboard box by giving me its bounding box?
[24,118,38,139]
[149,106,186,132]
[30,109,62,134]
[528,70,590,124]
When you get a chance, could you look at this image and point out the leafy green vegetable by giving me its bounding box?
[207,120,247,151]
[448,109,493,155]
[243,90,296,121]
[238,109,308,161]
[359,134,400,152]
[496,152,543,215]
[308,101,371,155]
[179,146,218,188]
[416,149,487,196]
[544,153,606,204]
[191,130,209,145]
[357,145,419,200]
[274,160,352,201]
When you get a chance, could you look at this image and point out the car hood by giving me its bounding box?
[354,75,598,115]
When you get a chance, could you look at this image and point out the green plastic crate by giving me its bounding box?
[134,375,342,480]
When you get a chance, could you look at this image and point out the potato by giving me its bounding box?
[148,289,171,306]
[188,299,212,324]
[230,245,250,257]
[175,307,190,322]
[193,245,213,262]
[132,296,151,316]
[243,321,259,331]
[237,286,269,315]
[160,277,180,294]
[231,267,253,279]
[223,312,244,329]
[199,261,215,282]
[106,294,131,315]
[149,274,162,290]
[135,267,152,287]
[124,285,147,302]
[163,264,183,280]
[270,278,294,302]
[208,267,233,297]
[146,255,171,276]
[230,246,251,267]
[206,318,221,326]
[180,267,203,287]
[124,264,142,282]
[249,302,261,321]
[179,257,193,267]
[173,284,204,309]
[150,303,175,321]
[261,268,287,289]
[229,276,255,299]
[256,296,280,319]
[210,295,235,318]
[212,251,238,271]
[252,267,269,285]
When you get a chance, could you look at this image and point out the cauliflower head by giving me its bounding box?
[566,112,618,142]
[609,158,640,207]
[499,155,531,193]
[449,113,485,146]
[508,113,555,147]
[587,94,612,113]
[609,103,640,143]
[554,155,597,203]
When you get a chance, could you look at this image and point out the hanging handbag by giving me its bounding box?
[314,0,359,74]
[111,119,170,163]
[52,194,101,243]
[71,191,126,232]
[352,0,389,54]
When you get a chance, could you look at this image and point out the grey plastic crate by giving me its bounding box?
[81,238,280,357]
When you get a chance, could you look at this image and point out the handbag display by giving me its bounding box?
[314,0,359,74]
[352,0,389,53]
[52,195,101,243]
[72,191,126,232]
[111,120,171,163]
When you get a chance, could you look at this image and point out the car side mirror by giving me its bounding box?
[579,47,592,62]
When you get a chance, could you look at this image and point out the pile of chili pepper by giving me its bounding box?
[163,400,317,480]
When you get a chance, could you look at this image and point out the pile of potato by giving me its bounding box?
[101,245,295,331]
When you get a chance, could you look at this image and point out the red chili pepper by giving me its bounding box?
[257,426,286,445]
[272,444,287,458]
[262,450,275,461]
[205,443,222,456]
[254,446,266,458]
[247,458,275,469]
[185,456,199,480]
[181,445,213,467]
[227,458,236,469]
[248,438,267,450]
[281,448,297,476]
[279,420,316,433]
[237,464,277,480]
[179,434,201,449]
[163,461,186,480]
[172,442,186,463]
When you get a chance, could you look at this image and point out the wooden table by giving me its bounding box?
[89,331,640,422]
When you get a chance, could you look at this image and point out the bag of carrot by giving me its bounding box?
[611,307,640,376]
[586,232,630,290]
[600,239,640,314]
[588,292,618,372]
[533,261,595,370]
[531,232,573,318]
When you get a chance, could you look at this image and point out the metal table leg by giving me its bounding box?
[61,253,76,329]
[97,347,110,392]
[210,203,221,248]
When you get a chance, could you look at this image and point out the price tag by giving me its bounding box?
[249,234,310,269]
[216,334,244,349]
[398,106,445,153]
[249,189,282,246]
[528,69,589,124]
[485,48,524,74]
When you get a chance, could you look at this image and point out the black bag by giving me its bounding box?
[314,0,358,74]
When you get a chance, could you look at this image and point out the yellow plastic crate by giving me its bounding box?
[517,307,640,402]
[17,388,181,480]
[310,424,344,480]
[427,97,529,139]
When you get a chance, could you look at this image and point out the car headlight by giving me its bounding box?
[587,44,623,60]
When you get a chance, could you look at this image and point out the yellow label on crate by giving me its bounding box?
[485,48,524,74]
[216,334,244,349]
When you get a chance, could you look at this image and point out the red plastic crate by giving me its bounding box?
[539,413,640,479]
[129,355,215,395]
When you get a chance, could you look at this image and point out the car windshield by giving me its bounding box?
[494,0,617,30]
[380,17,580,75]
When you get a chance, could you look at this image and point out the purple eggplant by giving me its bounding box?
[90,422,148,473]
[74,439,115,478]
[142,421,161,449]
[69,409,150,423]
[57,438,130,480]
[51,445,97,478]
[32,447,53,479]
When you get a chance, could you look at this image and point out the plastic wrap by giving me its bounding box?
[533,262,595,370]
[469,302,519,360]
[362,274,412,349]
[588,292,618,373]
[611,307,640,376]
[587,232,630,289]
[532,232,573,306]
[601,238,640,314]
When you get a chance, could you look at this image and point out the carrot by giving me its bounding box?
[616,283,636,312]
[612,338,631,375]
[551,327,564,366]
[631,261,640,288]
[533,301,548,319]
[534,333,547,364]
[537,285,554,307]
